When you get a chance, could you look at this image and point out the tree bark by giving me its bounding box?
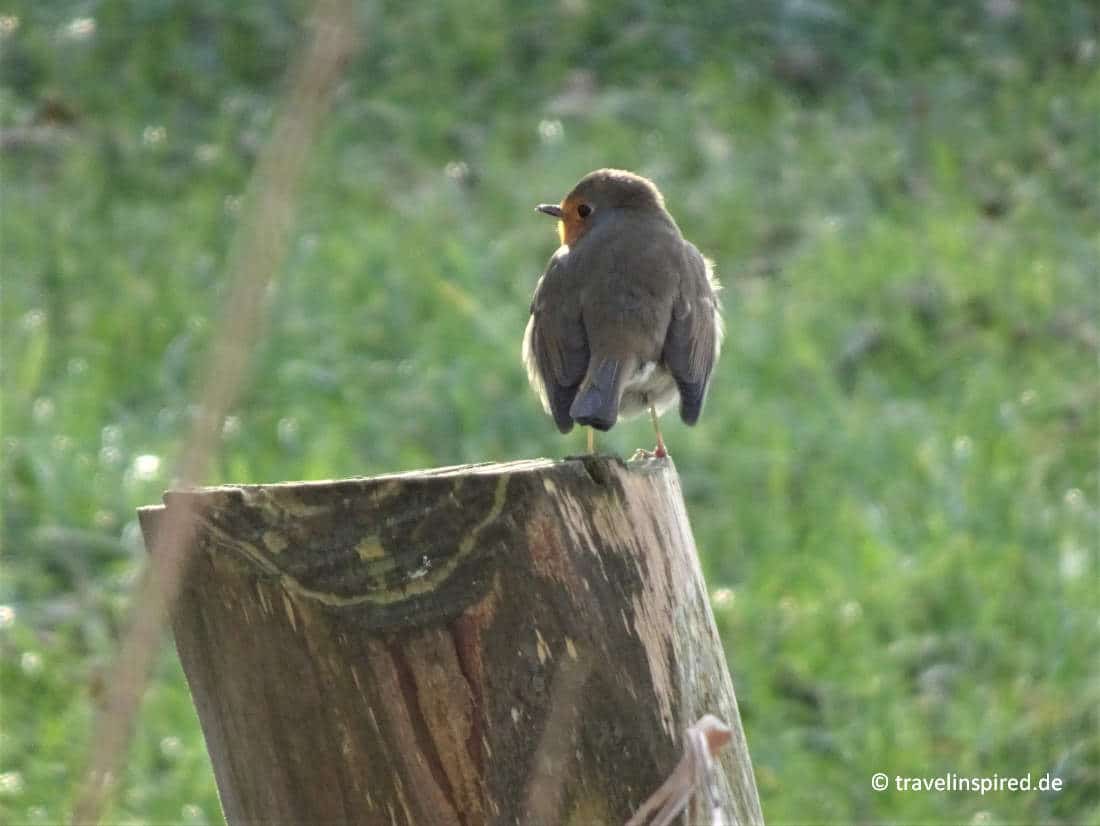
[139,456,763,826]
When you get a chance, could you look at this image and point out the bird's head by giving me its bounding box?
[536,168,667,248]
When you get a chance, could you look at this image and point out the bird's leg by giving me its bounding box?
[587,427,595,454]
[631,396,669,461]
[649,403,668,459]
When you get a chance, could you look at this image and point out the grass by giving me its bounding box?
[2,1,1098,823]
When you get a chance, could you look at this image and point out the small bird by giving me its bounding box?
[523,169,722,457]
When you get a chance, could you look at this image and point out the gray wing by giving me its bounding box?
[662,243,722,425]
[522,251,589,433]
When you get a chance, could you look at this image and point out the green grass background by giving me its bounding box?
[2,1,1098,823]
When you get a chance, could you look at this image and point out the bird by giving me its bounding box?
[523,168,722,458]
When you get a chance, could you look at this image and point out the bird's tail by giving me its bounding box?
[569,357,631,431]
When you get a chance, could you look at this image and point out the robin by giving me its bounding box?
[523,169,722,457]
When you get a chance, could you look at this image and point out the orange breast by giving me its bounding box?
[557,197,589,247]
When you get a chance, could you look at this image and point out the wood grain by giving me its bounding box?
[139,456,763,826]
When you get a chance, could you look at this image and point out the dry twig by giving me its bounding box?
[70,3,358,822]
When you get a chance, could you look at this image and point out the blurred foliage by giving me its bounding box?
[2,0,1099,823]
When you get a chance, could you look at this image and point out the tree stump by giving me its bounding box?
[138,456,763,826]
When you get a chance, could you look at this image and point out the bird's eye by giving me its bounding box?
[577,203,592,219]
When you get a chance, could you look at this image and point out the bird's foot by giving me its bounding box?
[630,445,669,461]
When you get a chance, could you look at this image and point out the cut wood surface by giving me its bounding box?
[139,456,763,826]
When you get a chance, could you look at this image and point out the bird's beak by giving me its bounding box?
[536,203,564,218]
